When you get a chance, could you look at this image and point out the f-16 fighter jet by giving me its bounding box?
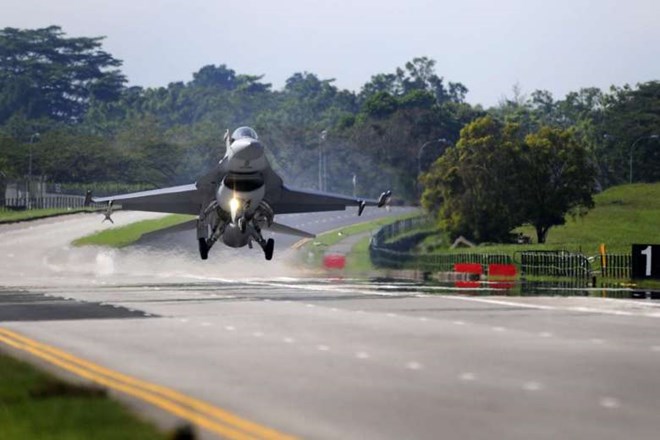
[93,127,391,260]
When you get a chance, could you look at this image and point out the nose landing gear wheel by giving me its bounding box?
[198,238,209,260]
[264,238,274,261]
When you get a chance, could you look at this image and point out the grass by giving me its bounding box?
[0,353,169,440]
[72,214,194,248]
[0,208,96,223]
[345,235,375,274]
[301,211,420,269]
[421,183,660,257]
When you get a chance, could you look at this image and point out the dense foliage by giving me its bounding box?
[421,117,596,243]
[1,26,659,243]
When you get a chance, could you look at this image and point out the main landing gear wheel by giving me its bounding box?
[264,238,274,261]
[198,238,209,260]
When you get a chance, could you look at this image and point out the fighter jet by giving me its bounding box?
[93,127,391,260]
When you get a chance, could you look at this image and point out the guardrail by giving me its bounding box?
[369,218,633,280]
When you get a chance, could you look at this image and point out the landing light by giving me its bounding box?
[230,198,240,222]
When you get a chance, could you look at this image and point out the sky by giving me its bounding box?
[2,0,659,107]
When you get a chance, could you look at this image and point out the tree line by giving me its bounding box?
[1,26,659,243]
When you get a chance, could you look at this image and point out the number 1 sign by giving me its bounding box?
[632,244,660,279]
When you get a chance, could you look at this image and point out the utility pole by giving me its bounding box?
[319,130,327,191]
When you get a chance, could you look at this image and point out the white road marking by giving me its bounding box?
[539,332,553,338]
[599,397,621,409]
[650,345,660,352]
[523,381,543,391]
[453,320,466,326]
[444,295,660,318]
[330,308,339,312]
[317,345,330,351]
[178,318,189,323]
[201,322,212,327]
[459,372,476,381]
[591,338,605,345]
[386,313,397,317]
[283,337,295,344]
[406,361,423,370]
[356,352,370,359]
[419,317,429,322]
[252,332,264,338]
[492,326,506,332]
[224,325,236,331]
[306,304,316,308]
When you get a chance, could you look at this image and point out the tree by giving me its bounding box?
[421,117,596,244]
[599,82,660,184]
[515,127,597,243]
[421,116,522,242]
[0,26,126,124]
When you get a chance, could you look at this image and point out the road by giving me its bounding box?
[1,210,660,440]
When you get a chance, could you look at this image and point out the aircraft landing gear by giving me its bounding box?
[263,238,274,261]
[198,238,209,260]
[238,216,247,233]
[248,222,275,260]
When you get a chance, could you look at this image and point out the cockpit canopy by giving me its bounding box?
[231,126,258,142]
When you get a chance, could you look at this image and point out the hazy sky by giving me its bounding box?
[2,0,659,106]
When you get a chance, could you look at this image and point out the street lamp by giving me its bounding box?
[27,132,40,209]
[417,138,449,176]
[417,138,450,198]
[629,134,659,184]
[319,129,327,191]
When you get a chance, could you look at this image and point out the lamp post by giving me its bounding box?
[629,134,659,184]
[417,138,449,198]
[319,129,327,191]
[27,132,40,209]
[417,138,449,176]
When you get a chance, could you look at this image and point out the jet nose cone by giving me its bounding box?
[230,138,264,161]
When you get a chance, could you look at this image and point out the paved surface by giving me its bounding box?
[1,211,660,440]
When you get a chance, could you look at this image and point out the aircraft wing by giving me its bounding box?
[271,185,385,214]
[266,221,316,238]
[92,184,202,215]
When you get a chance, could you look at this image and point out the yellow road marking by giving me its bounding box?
[0,327,296,440]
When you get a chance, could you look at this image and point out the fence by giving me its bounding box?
[369,217,513,273]
[517,250,591,279]
[369,218,632,280]
[599,253,631,279]
[1,195,92,211]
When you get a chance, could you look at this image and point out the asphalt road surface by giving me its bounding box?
[1,210,660,440]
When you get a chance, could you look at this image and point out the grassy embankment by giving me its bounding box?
[0,353,170,440]
[300,211,420,272]
[73,214,193,248]
[0,208,97,224]
[420,183,660,256]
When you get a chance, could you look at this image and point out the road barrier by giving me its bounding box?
[517,250,591,279]
[369,218,633,280]
[369,217,513,273]
[599,253,631,279]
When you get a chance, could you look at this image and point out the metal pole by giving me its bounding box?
[27,133,39,209]
[629,134,659,184]
[319,130,327,191]
[417,138,449,196]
